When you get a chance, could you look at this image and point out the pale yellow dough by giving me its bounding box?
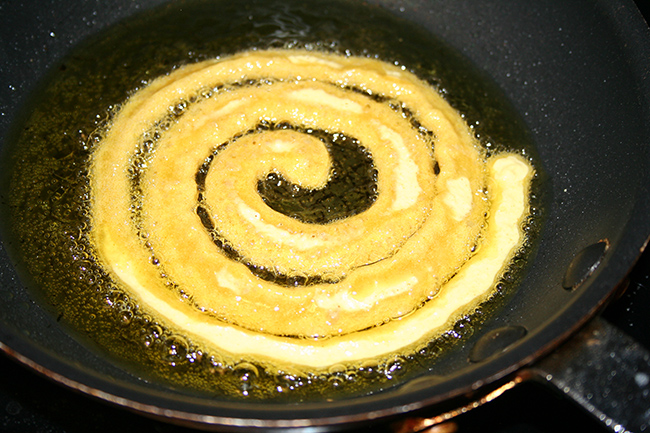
[90,49,533,369]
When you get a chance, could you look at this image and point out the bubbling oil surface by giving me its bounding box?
[2,0,543,401]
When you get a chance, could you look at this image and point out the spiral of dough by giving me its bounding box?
[90,49,532,368]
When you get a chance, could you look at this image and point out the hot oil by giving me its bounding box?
[1,0,545,401]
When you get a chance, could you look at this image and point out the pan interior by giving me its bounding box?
[0,0,545,404]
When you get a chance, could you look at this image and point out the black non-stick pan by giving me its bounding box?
[1,0,650,431]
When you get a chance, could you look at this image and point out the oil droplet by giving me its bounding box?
[468,325,527,363]
[562,240,609,290]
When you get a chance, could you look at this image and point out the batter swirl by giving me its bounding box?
[90,49,533,368]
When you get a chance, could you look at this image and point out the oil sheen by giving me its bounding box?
[2,0,543,401]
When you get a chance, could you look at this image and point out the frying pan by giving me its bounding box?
[1,0,649,431]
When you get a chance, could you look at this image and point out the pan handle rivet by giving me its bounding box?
[468,325,527,363]
[562,240,609,291]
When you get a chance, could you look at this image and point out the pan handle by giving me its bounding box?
[525,316,650,432]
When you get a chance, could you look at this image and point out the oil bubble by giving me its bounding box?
[234,362,259,396]
[118,309,133,327]
[384,357,406,380]
[327,374,345,388]
[142,323,163,347]
[274,370,303,392]
[162,334,189,366]
[327,363,347,375]
[358,359,379,378]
